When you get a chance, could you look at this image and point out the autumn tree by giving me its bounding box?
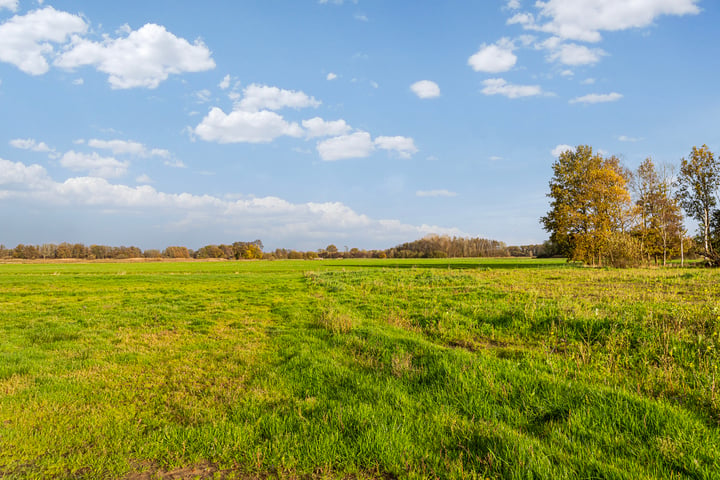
[163,246,190,258]
[676,145,720,264]
[632,158,684,265]
[541,145,634,266]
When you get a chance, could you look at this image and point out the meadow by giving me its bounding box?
[0,258,719,479]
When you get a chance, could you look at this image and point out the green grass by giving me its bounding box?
[0,258,719,479]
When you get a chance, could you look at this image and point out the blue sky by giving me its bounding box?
[0,0,717,251]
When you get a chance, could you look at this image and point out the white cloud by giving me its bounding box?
[302,117,352,138]
[326,72,337,81]
[354,13,368,22]
[0,0,18,11]
[194,88,211,103]
[481,78,544,98]
[569,92,622,104]
[508,12,536,28]
[410,80,440,99]
[468,38,517,73]
[0,6,87,75]
[551,144,574,157]
[317,131,374,161]
[218,74,231,90]
[236,84,320,112]
[136,174,153,184]
[55,23,215,89]
[72,77,83,85]
[506,0,521,9]
[88,139,144,155]
[9,138,53,153]
[511,0,700,42]
[87,139,170,158]
[618,135,642,142]
[545,41,606,65]
[581,78,596,85]
[374,136,418,159]
[0,158,50,186]
[416,189,457,198]
[164,159,186,169]
[0,158,465,248]
[60,151,129,178]
[194,107,303,144]
[151,148,172,159]
[489,156,503,161]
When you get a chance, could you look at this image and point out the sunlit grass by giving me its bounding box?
[0,258,718,478]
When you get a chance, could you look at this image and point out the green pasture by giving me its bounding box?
[0,258,719,479]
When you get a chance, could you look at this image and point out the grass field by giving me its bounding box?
[1,258,719,479]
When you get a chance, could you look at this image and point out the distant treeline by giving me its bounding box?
[384,235,546,258]
[0,240,264,260]
[0,236,548,261]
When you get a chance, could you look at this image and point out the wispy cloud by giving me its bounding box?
[416,189,458,198]
[569,92,622,104]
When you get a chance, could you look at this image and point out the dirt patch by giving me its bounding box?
[122,462,397,480]
[123,462,241,480]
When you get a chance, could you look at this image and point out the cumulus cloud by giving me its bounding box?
[218,74,231,90]
[416,189,457,198]
[10,138,54,153]
[0,158,50,187]
[60,151,129,178]
[544,40,606,65]
[481,78,544,98]
[315,132,418,161]
[551,144,574,157]
[316,131,374,161]
[87,139,170,158]
[509,0,700,43]
[0,0,18,11]
[326,72,337,81]
[302,117,352,138]
[410,80,440,99]
[236,84,320,112]
[374,136,418,159]
[55,23,215,89]
[468,38,517,73]
[0,6,87,75]
[569,92,622,104]
[0,158,465,248]
[194,107,303,144]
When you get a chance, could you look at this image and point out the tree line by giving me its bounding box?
[1,236,548,261]
[269,236,546,260]
[0,240,264,261]
[542,144,718,267]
